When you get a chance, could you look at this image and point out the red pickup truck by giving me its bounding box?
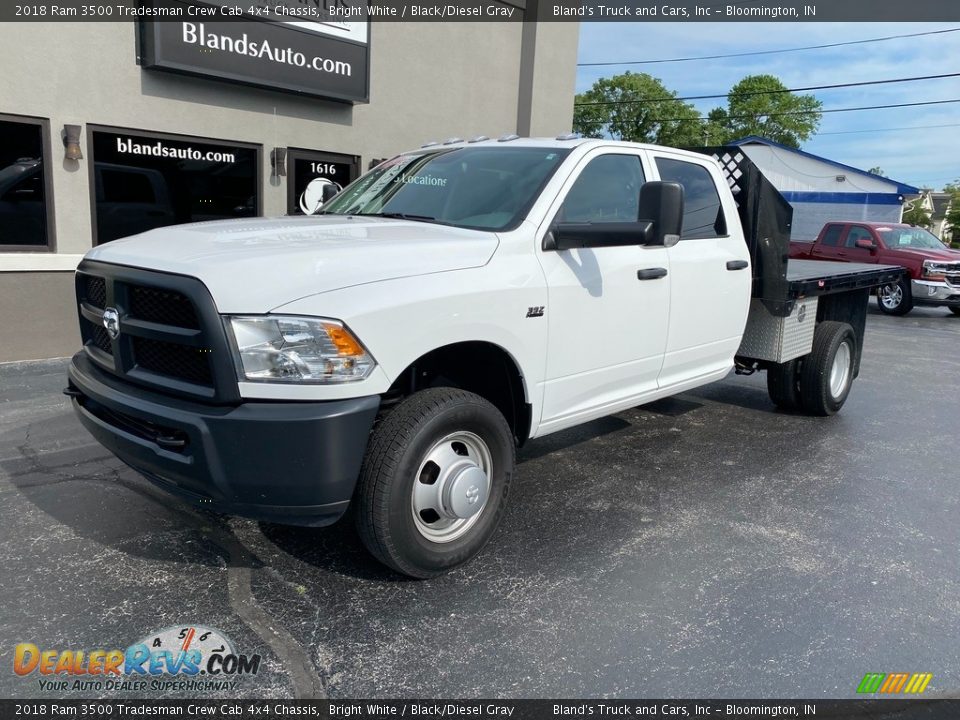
[790,222,960,316]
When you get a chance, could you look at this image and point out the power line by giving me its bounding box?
[574,72,960,107]
[817,123,960,136]
[578,27,960,67]
[582,98,960,124]
[720,98,960,121]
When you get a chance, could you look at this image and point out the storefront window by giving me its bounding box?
[0,116,52,249]
[288,149,359,215]
[91,128,260,244]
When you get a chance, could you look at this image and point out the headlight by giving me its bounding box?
[226,316,376,383]
[922,260,947,280]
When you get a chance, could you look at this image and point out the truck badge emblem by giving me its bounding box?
[526,306,545,318]
[797,305,806,323]
[102,308,120,340]
[465,486,480,505]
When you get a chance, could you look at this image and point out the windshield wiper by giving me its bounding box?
[364,212,439,222]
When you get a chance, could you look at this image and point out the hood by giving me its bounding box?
[884,247,960,263]
[84,216,499,312]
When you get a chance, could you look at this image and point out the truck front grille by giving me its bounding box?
[91,324,113,355]
[85,276,107,309]
[75,262,238,404]
[132,337,213,386]
[129,286,200,329]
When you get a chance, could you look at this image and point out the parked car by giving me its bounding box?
[66,139,904,578]
[790,222,960,316]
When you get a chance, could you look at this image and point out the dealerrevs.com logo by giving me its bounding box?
[13,625,261,693]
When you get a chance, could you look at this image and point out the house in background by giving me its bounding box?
[730,136,920,241]
[908,190,954,241]
[929,192,953,241]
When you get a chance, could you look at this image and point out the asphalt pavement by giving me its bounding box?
[1,305,958,700]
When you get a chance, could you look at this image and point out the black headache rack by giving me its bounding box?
[691,146,907,317]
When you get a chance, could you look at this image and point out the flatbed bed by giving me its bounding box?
[786,259,906,299]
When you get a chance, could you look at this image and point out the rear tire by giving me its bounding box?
[355,388,514,579]
[799,321,857,416]
[766,358,801,410]
[876,278,912,315]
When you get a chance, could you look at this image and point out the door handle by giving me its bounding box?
[726,260,749,271]
[637,267,668,280]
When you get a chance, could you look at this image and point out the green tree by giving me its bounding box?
[720,74,823,148]
[868,166,887,177]
[702,108,735,146]
[573,72,705,147]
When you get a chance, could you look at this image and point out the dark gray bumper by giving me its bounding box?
[68,352,379,526]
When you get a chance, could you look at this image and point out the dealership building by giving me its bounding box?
[0,7,579,362]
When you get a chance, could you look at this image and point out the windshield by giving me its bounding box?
[878,227,947,250]
[321,146,570,231]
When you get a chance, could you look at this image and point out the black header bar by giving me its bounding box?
[3,0,959,22]
[1,699,957,720]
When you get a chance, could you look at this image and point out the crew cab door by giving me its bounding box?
[841,225,881,263]
[650,153,751,388]
[536,150,670,432]
[810,224,847,260]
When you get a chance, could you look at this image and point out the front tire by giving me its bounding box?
[799,321,857,416]
[949,306,960,317]
[355,388,514,578]
[877,278,912,315]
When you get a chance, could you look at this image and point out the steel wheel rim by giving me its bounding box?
[880,283,902,309]
[411,431,492,543]
[830,341,852,398]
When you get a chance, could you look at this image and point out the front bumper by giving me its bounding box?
[68,352,379,526]
[911,279,960,307]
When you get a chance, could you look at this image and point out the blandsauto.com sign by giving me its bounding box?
[138,1,370,103]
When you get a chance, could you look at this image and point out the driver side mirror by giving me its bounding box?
[542,180,685,252]
[544,221,654,251]
[855,238,877,251]
[638,181,684,247]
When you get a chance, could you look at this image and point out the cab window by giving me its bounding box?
[845,226,874,248]
[655,157,726,239]
[556,154,645,224]
[820,225,843,247]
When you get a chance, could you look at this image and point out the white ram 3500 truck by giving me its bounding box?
[67,138,904,577]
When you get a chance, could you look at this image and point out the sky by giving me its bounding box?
[576,22,960,191]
